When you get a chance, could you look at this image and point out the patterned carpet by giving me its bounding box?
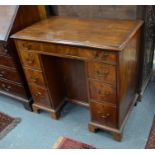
[0,112,21,139]
[145,116,155,149]
[53,136,96,149]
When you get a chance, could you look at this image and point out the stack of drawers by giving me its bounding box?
[16,41,65,119]
[0,42,26,99]
[17,49,52,109]
[87,51,118,128]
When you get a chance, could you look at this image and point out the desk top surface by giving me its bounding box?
[12,16,143,51]
[0,6,18,41]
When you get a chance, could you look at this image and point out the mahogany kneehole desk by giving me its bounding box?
[12,17,143,141]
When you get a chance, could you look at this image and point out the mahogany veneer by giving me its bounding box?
[12,16,143,141]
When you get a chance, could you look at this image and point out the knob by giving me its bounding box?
[98,90,112,96]
[96,70,109,77]
[31,77,38,82]
[35,92,42,97]
[26,58,34,65]
[101,113,110,119]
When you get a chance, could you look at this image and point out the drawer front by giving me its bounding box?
[43,43,96,60]
[0,79,26,98]
[93,50,117,64]
[24,68,46,88]
[43,44,117,64]
[17,40,42,51]
[0,55,15,68]
[29,85,52,108]
[90,102,117,128]
[19,51,41,69]
[0,67,21,84]
[87,62,116,84]
[89,80,116,104]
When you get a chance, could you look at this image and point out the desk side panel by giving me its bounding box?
[118,30,141,127]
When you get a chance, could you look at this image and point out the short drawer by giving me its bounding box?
[24,68,46,88]
[93,50,117,64]
[42,43,98,60]
[0,79,26,98]
[43,44,117,64]
[16,40,42,51]
[89,80,116,104]
[90,102,117,128]
[29,84,52,108]
[19,51,41,69]
[0,67,21,84]
[0,55,15,68]
[87,62,116,84]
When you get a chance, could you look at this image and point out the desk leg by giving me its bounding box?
[88,124,97,133]
[32,104,60,120]
[51,111,60,120]
[32,105,40,113]
[112,132,122,142]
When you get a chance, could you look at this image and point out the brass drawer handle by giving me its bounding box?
[0,71,5,77]
[1,83,11,92]
[98,90,112,96]
[101,113,110,119]
[26,58,34,65]
[102,52,109,59]
[95,52,109,60]
[97,111,110,119]
[30,77,38,82]
[35,92,42,97]
[96,70,109,77]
